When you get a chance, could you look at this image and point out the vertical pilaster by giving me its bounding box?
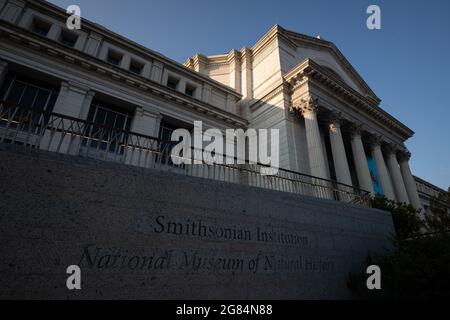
[84,32,102,57]
[40,81,95,155]
[202,84,212,104]
[228,50,241,94]
[125,107,162,168]
[150,61,164,84]
[0,0,25,23]
[241,47,253,99]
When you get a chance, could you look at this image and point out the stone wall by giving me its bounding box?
[0,144,395,299]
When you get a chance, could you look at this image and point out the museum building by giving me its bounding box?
[0,0,441,210]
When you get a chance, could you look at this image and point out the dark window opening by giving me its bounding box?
[129,60,143,75]
[82,100,132,155]
[107,50,123,66]
[31,17,51,37]
[167,76,179,90]
[185,84,196,97]
[0,74,59,139]
[59,30,78,48]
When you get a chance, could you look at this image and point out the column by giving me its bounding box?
[370,137,396,200]
[301,95,328,180]
[0,59,7,89]
[327,115,352,187]
[399,151,423,210]
[350,126,374,195]
[385,146,410,203]
[84,33,103,57]
[40,81,95,155]
[300,95,332,199]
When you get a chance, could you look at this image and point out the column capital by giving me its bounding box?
[326,111,343,127]
[348,123,363,138]
[397,150,411,162]
[383,143,400,156]
[368,135,384,149]
[289,94,319,119]
[300,94,319,114]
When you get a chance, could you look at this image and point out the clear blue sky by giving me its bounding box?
[49,0,450,190]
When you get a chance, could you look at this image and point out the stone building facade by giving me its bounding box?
[0,0,430,210]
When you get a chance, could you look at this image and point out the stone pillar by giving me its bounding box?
[241,47,253,99]
[385,146,410,203]
[125,107,162,168]
[84,33,102,57]
[226,93,235,114]
[52,82,94,118]
[120,55,131,70]
[399,151,423,210]
[150,61,164,84]
[0,59,7,89]
[142,62,152,79]
[327,115,352,187]
[350,126,374,195]
[228,50,241,94]
[370,137,396,200]
[40,81,95,155]
[46,24,61,41]
[300,95,328,180]
[0,0,25,23]
[202,84,212,104]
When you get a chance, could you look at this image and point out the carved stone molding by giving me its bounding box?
[288,94,320,119]
[325,111,343,127]
[397,150,411,162]
[368,135,384,149]
[347,123,363,138]
[300,94,319,114]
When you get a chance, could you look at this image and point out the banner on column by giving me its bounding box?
[367,156,384,196]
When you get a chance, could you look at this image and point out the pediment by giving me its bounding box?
[279,27,380,103]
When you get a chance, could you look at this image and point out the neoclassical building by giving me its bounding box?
[0,0,432,210]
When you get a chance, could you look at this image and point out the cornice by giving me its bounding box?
[284,59,414,140]
[25,0,241,99]
[0,22,248,128]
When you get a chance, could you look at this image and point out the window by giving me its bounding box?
[129,60,143,75]
[107,50,123,66]
[0,75,59,143]
[59,30,78,48]
[185,84,196,97]
[31,17,51,37]
[1,75,58,112]
[166,76,179,90]
[82,101,132,155]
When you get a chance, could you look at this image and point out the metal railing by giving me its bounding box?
[0,100,371,206]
